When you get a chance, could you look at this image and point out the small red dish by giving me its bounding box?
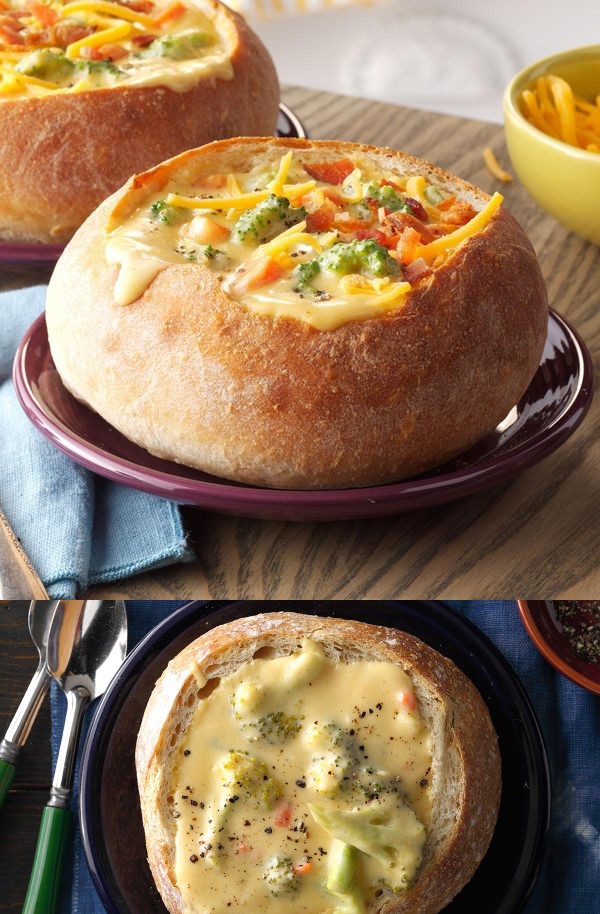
[517,600,600,696]
[13,309,593,521]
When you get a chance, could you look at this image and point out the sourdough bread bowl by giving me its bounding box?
[135,612,502,914]
[0,0,279,243]
[46,136,548,489]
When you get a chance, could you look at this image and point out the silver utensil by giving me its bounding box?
[0,600,60,808]
[0,509,48,599]
[22,599,127,914]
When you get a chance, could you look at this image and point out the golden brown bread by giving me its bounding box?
[136,612,502,914]
[0,1,279,244]
[46,136,548,489]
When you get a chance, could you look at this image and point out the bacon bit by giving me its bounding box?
[116,0,155,11]
[274,801,293,828]
[383,211,435,244]
[403,196,428,222]
[399,690,417,711]
[52,21,94,45]
[152,0,186,26]
[306,198,338,233]
[304,159,354,185]
[28,1,57,26]
[131,32,156,47]
[354,227,396,249]
[333,212,371,233]
[231,256,282,297]
[294,860,313,875]
[0,22,25,44]
[436,195,457,212]
[404,257,432,283]
[438,200,477,225]
[396,227,421,265]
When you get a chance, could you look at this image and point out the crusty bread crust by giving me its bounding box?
[46,136,548,490]
[0,2,279,244]
[136,612,502,914]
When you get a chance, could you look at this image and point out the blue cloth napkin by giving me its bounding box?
[0,286,194,597]
[50,600,600,914]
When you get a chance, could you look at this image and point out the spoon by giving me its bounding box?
[0,600,60,809]
[22,600,127,914]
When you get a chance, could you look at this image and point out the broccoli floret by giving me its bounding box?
[15,49,75,83]
[231,194,306,244]
[175,242,229,267]
[220,750,282,808]
[320,239,398,278]
[143,30,214,60]
[293,259,321,294]
[242,711,302,744]
[74,58,123,86]
[363,181,415,214]
[150,199,185,225]
[293,240,399,297]
[263,856,299,896]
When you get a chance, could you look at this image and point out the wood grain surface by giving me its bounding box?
[3,86,599,598]
[0,603,51,914]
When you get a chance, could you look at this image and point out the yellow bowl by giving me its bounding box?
[503,45,600,244]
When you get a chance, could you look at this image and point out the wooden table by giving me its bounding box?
[4,87,600,597]
[0,603,50,914]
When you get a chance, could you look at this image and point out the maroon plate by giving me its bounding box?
[13,309,593,521]
[0,103,307,273]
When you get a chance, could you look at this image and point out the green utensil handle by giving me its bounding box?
[22,805,72,914]
[0,758,16,808]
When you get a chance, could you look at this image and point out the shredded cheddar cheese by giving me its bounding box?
[520,74,600,153]
[416,192,503,261]
[60,0,156,26]
[482,148,513,183]
[66,21,133,59]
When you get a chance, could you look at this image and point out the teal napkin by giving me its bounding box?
[0,285,194,597]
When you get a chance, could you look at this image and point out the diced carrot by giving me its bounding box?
[28,1,57,26]
[294,860,313,875]
[435,195,457,212]
[380,178,403,192]
[304,159,354,185]
[152,0,185,26]
[274,801,293,828]
[198,173,227,189]
[235,843,251,853]
[231,256,282,297]
[399,690,416,711]
[333,212,371,233]
[183,215,229,244]
[396,227,421,265]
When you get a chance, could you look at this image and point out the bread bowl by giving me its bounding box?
[136,612,502,914]
[0,0,279,243]
[46,136,548,489]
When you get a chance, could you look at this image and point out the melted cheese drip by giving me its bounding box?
[170,639,433,914]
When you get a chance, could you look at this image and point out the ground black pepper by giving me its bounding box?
[555,600,600,664]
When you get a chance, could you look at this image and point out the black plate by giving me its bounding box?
[79,602,551,914]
